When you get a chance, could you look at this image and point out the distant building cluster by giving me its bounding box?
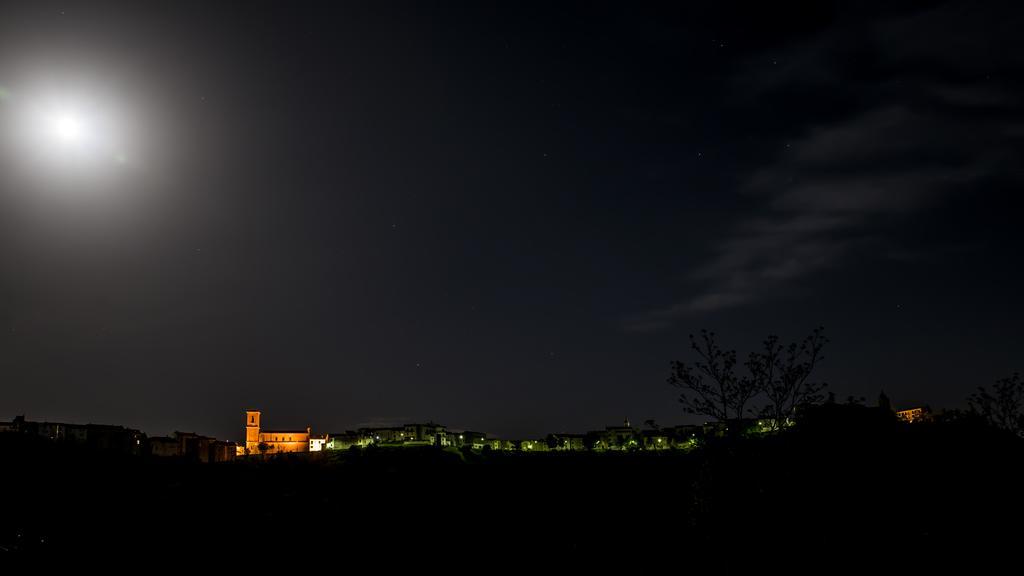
[240,412,791,455]
[148,431,237,462]
[1,415,236,462]
[895,407,930,423]
[1,401,934,462]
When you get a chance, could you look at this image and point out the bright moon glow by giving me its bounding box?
[52,113,85,144]
[4,79,143,180]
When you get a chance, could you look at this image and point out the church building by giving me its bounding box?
[244,410,310,454]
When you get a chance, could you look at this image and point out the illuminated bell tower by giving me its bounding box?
[245,410,261,453]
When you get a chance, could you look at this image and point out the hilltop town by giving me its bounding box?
[1,401,930,461]
[3,396,1021,563]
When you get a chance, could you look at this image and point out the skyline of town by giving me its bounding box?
[3,399,931,461]
[1,376,946,443]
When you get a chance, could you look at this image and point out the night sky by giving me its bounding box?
[1,1,1022,441]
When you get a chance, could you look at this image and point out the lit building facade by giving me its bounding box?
[245,410,310,454]
[896,407,926,423]
[309,435,327,452]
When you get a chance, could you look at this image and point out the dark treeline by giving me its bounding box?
[3,402,1023,567]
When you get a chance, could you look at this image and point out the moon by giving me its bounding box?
[51,112,86,144]
[2,77,144,183]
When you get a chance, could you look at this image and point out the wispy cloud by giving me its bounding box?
[626,3,1024,331]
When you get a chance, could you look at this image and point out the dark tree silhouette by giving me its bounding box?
[545,433,560,450]
[968,373,1024,437]
[748,327,828,431]
[668,330,760,422]
[257,441,269,455]
[669,328,829,428]
[878,391,892,412]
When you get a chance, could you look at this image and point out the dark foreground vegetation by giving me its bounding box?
[3,404,1023,566]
